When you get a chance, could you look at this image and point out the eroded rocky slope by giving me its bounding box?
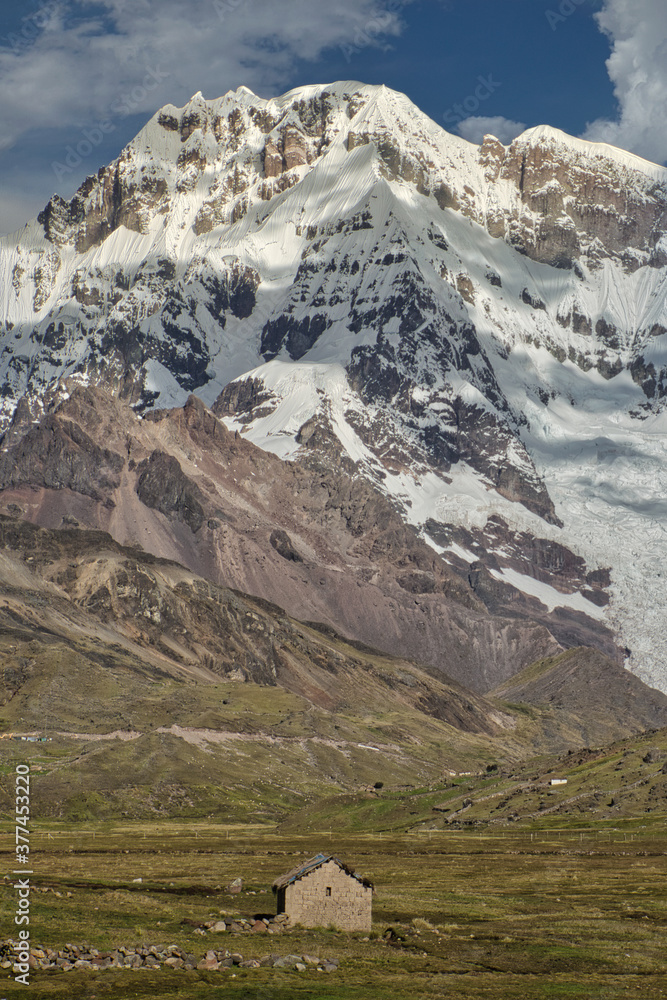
[1,512,665,822]
[0,387,591,692]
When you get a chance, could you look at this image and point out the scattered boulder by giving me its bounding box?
[197,957,220,970]
[269,528,303,562]
[135,450,206,533]
[273,953,305,969]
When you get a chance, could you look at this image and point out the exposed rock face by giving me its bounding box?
[264,126,312,177]
[422,515,618,663]
[0,395,37,450]
[0,387,573,692]
[440,515,609,599]
[213,377,276,423]
[263,140,283,178]
[37,161,168,253]
[135,451,206,533]
[0,512,515,728]
[494,130,667,271]
[0,414,123,504]
[269,528,302,562]
[261,313,332,361]
[6,83,666,432]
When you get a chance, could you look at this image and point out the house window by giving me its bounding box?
[326,887,332,896]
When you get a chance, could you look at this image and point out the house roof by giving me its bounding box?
[272,852,373,891]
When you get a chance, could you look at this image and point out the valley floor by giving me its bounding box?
[0,822,665,999]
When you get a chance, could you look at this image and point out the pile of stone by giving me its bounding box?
[200,951,339,973]
[3,944,199,972]
[200,912,290,935]
[0,941,339,974]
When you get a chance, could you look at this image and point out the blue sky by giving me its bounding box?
[1,0,666,234]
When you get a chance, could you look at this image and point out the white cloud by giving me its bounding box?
[456,115,526,146]
[0,0,410,231]
[0,0,407,152]
[582,0,667,165]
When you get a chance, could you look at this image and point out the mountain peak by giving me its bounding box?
[513,123,667,180]
[2,81,667,691]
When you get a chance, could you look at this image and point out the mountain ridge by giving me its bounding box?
[1,386,581,693]
[1,80,666,689]
[1,511,666,822]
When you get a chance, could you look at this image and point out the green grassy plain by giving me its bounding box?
[1,821,666,999]
[1,629,666,997]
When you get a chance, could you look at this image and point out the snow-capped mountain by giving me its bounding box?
[1,81,667,690]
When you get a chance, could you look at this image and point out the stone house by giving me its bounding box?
[272,852,373,932]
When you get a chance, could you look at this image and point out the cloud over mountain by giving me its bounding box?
[0,0,408,231]
[582,0,667,165]
[0,0,405,151]
[456,115,527,146]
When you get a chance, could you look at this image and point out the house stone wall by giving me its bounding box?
[283,860,372,931]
